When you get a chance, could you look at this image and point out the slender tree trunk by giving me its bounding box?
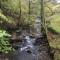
[41,0,46,34]
[29,0,30,20]
[28,0,31,33]
[17,0,21,29]
[40,0,54,60]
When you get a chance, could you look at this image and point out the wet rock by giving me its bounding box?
[13,35,52,60]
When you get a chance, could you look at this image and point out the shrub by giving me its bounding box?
[0,30,14,53]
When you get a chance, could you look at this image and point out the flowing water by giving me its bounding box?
[13,17,52,60]
[13,34,52,60]
[34,17,41,34]
[14,35,40,60]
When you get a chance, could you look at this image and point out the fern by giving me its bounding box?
[0,30,14,53]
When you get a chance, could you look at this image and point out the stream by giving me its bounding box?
[13,17,52,60]
[13,33,52,60]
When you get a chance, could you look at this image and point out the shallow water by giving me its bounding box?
[14,35,39,60]
[14,35,52,60]
[13,18,52,60]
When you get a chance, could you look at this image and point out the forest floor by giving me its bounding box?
[47,31,60,60]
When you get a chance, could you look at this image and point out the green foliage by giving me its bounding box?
[49,35,60,60]
[0,0,42,27]
[0,0,60,60]
[45,0,60,34]
[48,14,60,34]
[0,10,16,29]
[50,37,60,49]
[45,1,60,60]
[0,30,14,53]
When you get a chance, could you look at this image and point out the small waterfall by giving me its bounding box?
[13,17,52,60]
[34,17,41,34]
[20,35,34,52]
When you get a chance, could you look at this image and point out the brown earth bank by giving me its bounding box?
[47,31,60,60]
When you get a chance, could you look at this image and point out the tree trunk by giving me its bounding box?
[40,0,54,60]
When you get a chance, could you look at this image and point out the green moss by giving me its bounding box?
[50,14,60,34]
[49,38,60,49]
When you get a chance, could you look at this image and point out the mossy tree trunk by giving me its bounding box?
[40,0,54,60]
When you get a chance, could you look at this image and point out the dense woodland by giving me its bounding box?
[0,0,60,60]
